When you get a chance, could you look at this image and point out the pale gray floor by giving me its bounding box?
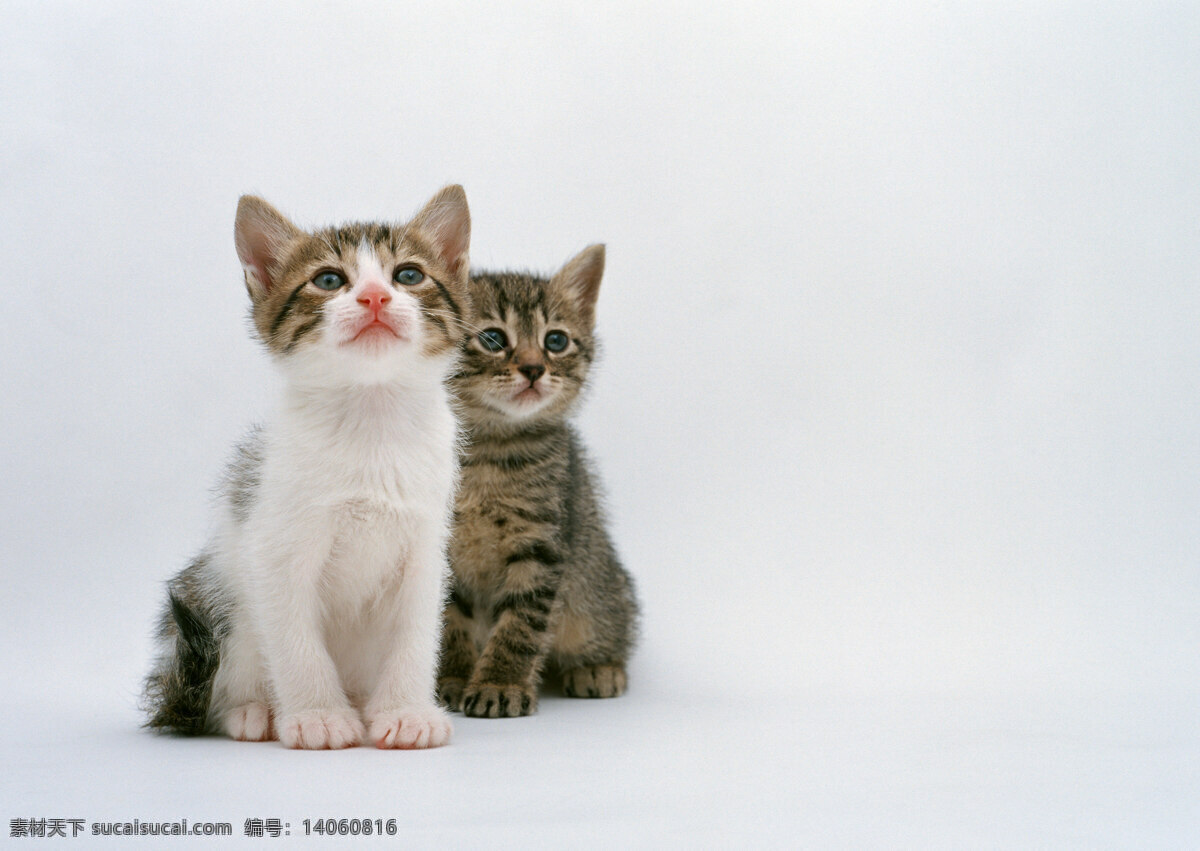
[3,648,1198,847]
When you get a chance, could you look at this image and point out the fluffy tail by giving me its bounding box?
[143,591,221,735]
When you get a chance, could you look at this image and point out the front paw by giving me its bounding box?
[437,677,466,711]
[223,702,275,741]
[461,682,537,718]
[367,705,453,749]
[277,709,364,750]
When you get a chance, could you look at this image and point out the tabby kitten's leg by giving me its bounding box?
[554,564,636,699]
[461,568,559,718]
[555,608,629,699]
[437,583,478,711]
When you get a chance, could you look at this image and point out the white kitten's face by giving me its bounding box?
[282,244,440,385]
[324,247,419,349]
[234,188,472,387]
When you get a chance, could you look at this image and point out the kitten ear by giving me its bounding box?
[553,244,606,325]
[409,184,471,281]
[234,196,302,302]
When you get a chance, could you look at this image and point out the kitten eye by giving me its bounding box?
[478,329,508,352]
[544,331,569,353]
[311,271,346,291]
[393,266,425,286]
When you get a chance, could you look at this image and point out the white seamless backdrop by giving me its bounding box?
[2,2,1198,847]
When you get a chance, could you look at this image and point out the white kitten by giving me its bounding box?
[144,186,472,749]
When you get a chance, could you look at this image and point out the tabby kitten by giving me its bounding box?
[438,245,639,718]
[143,186,471,749]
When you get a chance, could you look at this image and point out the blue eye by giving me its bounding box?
[394,266,425,286]
[545,331,569,353]
[312,271,345,291]
[478,329,508,352]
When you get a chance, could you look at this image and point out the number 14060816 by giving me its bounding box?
[303,819,397,837]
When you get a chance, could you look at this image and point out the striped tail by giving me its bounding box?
[143,592,221,735]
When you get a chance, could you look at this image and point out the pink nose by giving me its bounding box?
[357,284,392,314]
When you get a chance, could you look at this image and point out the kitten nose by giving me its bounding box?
[357,284,392,314]
[518,364,545,383]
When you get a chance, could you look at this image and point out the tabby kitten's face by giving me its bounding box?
[234,186,471,384]
[454,244,605,424]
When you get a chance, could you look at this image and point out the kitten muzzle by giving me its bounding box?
[512,383,545,404]
[352,318,402,340]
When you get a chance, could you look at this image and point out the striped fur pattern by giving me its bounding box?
[439,244,639,718]
[142,186,471,749]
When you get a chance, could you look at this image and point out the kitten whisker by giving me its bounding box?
[426,308,492,341]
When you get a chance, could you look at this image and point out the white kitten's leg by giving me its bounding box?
[366,534,452,749]
[212,616,274,741]
[250,531,364,750]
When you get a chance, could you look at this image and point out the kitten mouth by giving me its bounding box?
[512,384,546,404]
[349,318,403,343]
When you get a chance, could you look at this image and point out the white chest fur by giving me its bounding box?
[246,381,456,592]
